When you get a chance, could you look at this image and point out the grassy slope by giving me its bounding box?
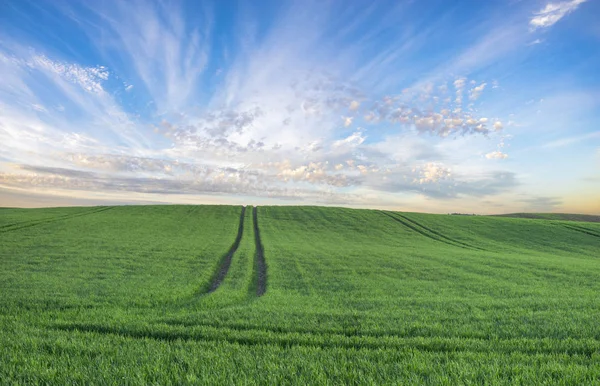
[494,213,600,223]
[1,205,599,384]
[0,205,242,307]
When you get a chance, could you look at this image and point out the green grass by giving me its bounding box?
[1,205,599,384]
[494,212,600,223]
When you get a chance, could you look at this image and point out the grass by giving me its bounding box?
[494,213,600,223]
[1,205,599,384]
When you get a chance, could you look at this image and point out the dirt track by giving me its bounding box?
[208,206,246,293]
[253,206,267,296]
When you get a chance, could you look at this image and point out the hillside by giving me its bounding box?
[493,212,600,223]
[1,205,599,384]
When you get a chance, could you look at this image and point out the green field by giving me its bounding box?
[494,213,600,223]
[1,205,599,384]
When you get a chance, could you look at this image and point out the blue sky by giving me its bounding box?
[0,0,598,213]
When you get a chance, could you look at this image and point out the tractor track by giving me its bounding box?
[0,207,114,234]
[207,206,246,293]
[393,212,486,251]
[380,211,483,251]
[560,223,600,239]
[52,322,597,357]
[253,206,267,296]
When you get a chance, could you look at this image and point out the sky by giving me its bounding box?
[0,0,599,214]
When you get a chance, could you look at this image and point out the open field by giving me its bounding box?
[1,205,599,384]
[494,213,600,223]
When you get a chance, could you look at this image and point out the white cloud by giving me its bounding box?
[453,78,466,90]
[485,151,508,160]
[332,131,366,148]
[530,0,587,30]
[349,100,360,111]
[454,77,467,105]
[32,104,47,112]
[29,54,109,94]
[342,116,353,127]
[416,162,451,184]
[469,83,487,101]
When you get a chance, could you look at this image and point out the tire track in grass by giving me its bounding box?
[0,207,114,234]
[0,207,108,230]
[207,206,246,293]
[394,212,486,251]
[560,223,600,239]
[381,211,487,251]
[380,211,483,251]
[253,206,267,296]
[155,315,600,348]
[51,323,598,357]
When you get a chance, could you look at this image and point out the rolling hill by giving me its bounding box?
[1,205,599,384]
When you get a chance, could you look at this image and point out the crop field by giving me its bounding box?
[1,205,600,384]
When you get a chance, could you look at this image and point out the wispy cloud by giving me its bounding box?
[78,1,212,113]
[530,0,588,30]
[542,131,600,148]
[519,195,562,211]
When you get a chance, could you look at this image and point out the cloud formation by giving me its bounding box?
[1,0,597,212]
[485,151,509,160]
[519,196,562,211]
[530,0,587,30]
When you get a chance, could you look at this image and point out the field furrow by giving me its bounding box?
[561,223,600,239]
[51,322,600,357]
[207,206,247,293]
[0,206,113,233]
[393,212,486,251]
[253,206,267,296]
[380,210,470,250]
